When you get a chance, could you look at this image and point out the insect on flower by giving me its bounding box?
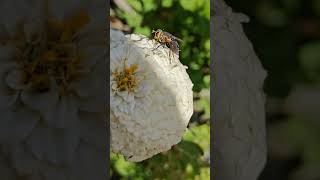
[152,29,183,55]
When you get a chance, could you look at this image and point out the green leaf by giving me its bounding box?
[134,26,151,36]
[256,2,288,27]
[179,0,205,12]
[113,155,136,177]
[141,0,157,12]
[304,142,320,165]
[162,0,173,8]
[190,62,201,70]
[127,0,143,11]
[299,42,320,81]
[312,0,320,17]
[283,0,301,13]
[204,39,210,51]
[199,0,210,20]
[123,12,143,28]
[203,75,210,88]
[183,124,210,150]
[193,89,210,120]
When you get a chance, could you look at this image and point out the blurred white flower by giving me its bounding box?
[0,0,107,179]
[212,0,267,180]
[110,29,193,162]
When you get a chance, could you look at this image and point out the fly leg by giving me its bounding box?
[168,49,173,64]
[151,42,166,55]
[152,43,162,51]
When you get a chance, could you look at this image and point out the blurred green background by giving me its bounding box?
[110,0,210,179]
[227,0,320,180]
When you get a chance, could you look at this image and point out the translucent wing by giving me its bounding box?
[168,41,180,55]
[162,31,183,42]
[172,36,183,42]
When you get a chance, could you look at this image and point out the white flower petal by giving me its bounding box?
[21,81,59,111]
[110,95,122,107]
[78,112,107,151]
[10,143,40,176]
[26,125,80,165]
[70,73,100,98]
[0,45,17,64]
[0,107,40,143]
[0,82,18,109]
[42,95,78,128]
[0,24,9,40]
[69,143,107,180]
[0,0,28,36]
[78,94,106,113]
[5,69,27,90]
[40,164,67,180]
[80,50,106,69]
[0,152,16,179]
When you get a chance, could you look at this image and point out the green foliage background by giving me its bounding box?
[110,0,210,179]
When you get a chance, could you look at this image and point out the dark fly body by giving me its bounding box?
[152,29,182,55]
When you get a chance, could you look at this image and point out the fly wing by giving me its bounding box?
[169,41,180,55]
[172,36,183,42]
[163,31,183,42]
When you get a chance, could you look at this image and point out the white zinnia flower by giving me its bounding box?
[110,29,193,162]
[0,0,107,179]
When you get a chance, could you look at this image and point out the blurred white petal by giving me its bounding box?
[69,143,107,180]
[42,95,78,128]
[26,125,80,165]
[0,107,40,143]
[10,143,40,176]
[78,95,106,113]
[5,69,27,90]
[78,112,107,151]
[212,0,267,179]
[0,151,16,179]
[21,85,59,112]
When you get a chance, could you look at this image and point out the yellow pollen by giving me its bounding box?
[113,63,139,92]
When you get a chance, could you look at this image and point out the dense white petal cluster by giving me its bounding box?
[110,29,193,162]
[0,0,107,179]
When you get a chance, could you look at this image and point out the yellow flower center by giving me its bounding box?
[112,60,139,93]
[2,10,90,95]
